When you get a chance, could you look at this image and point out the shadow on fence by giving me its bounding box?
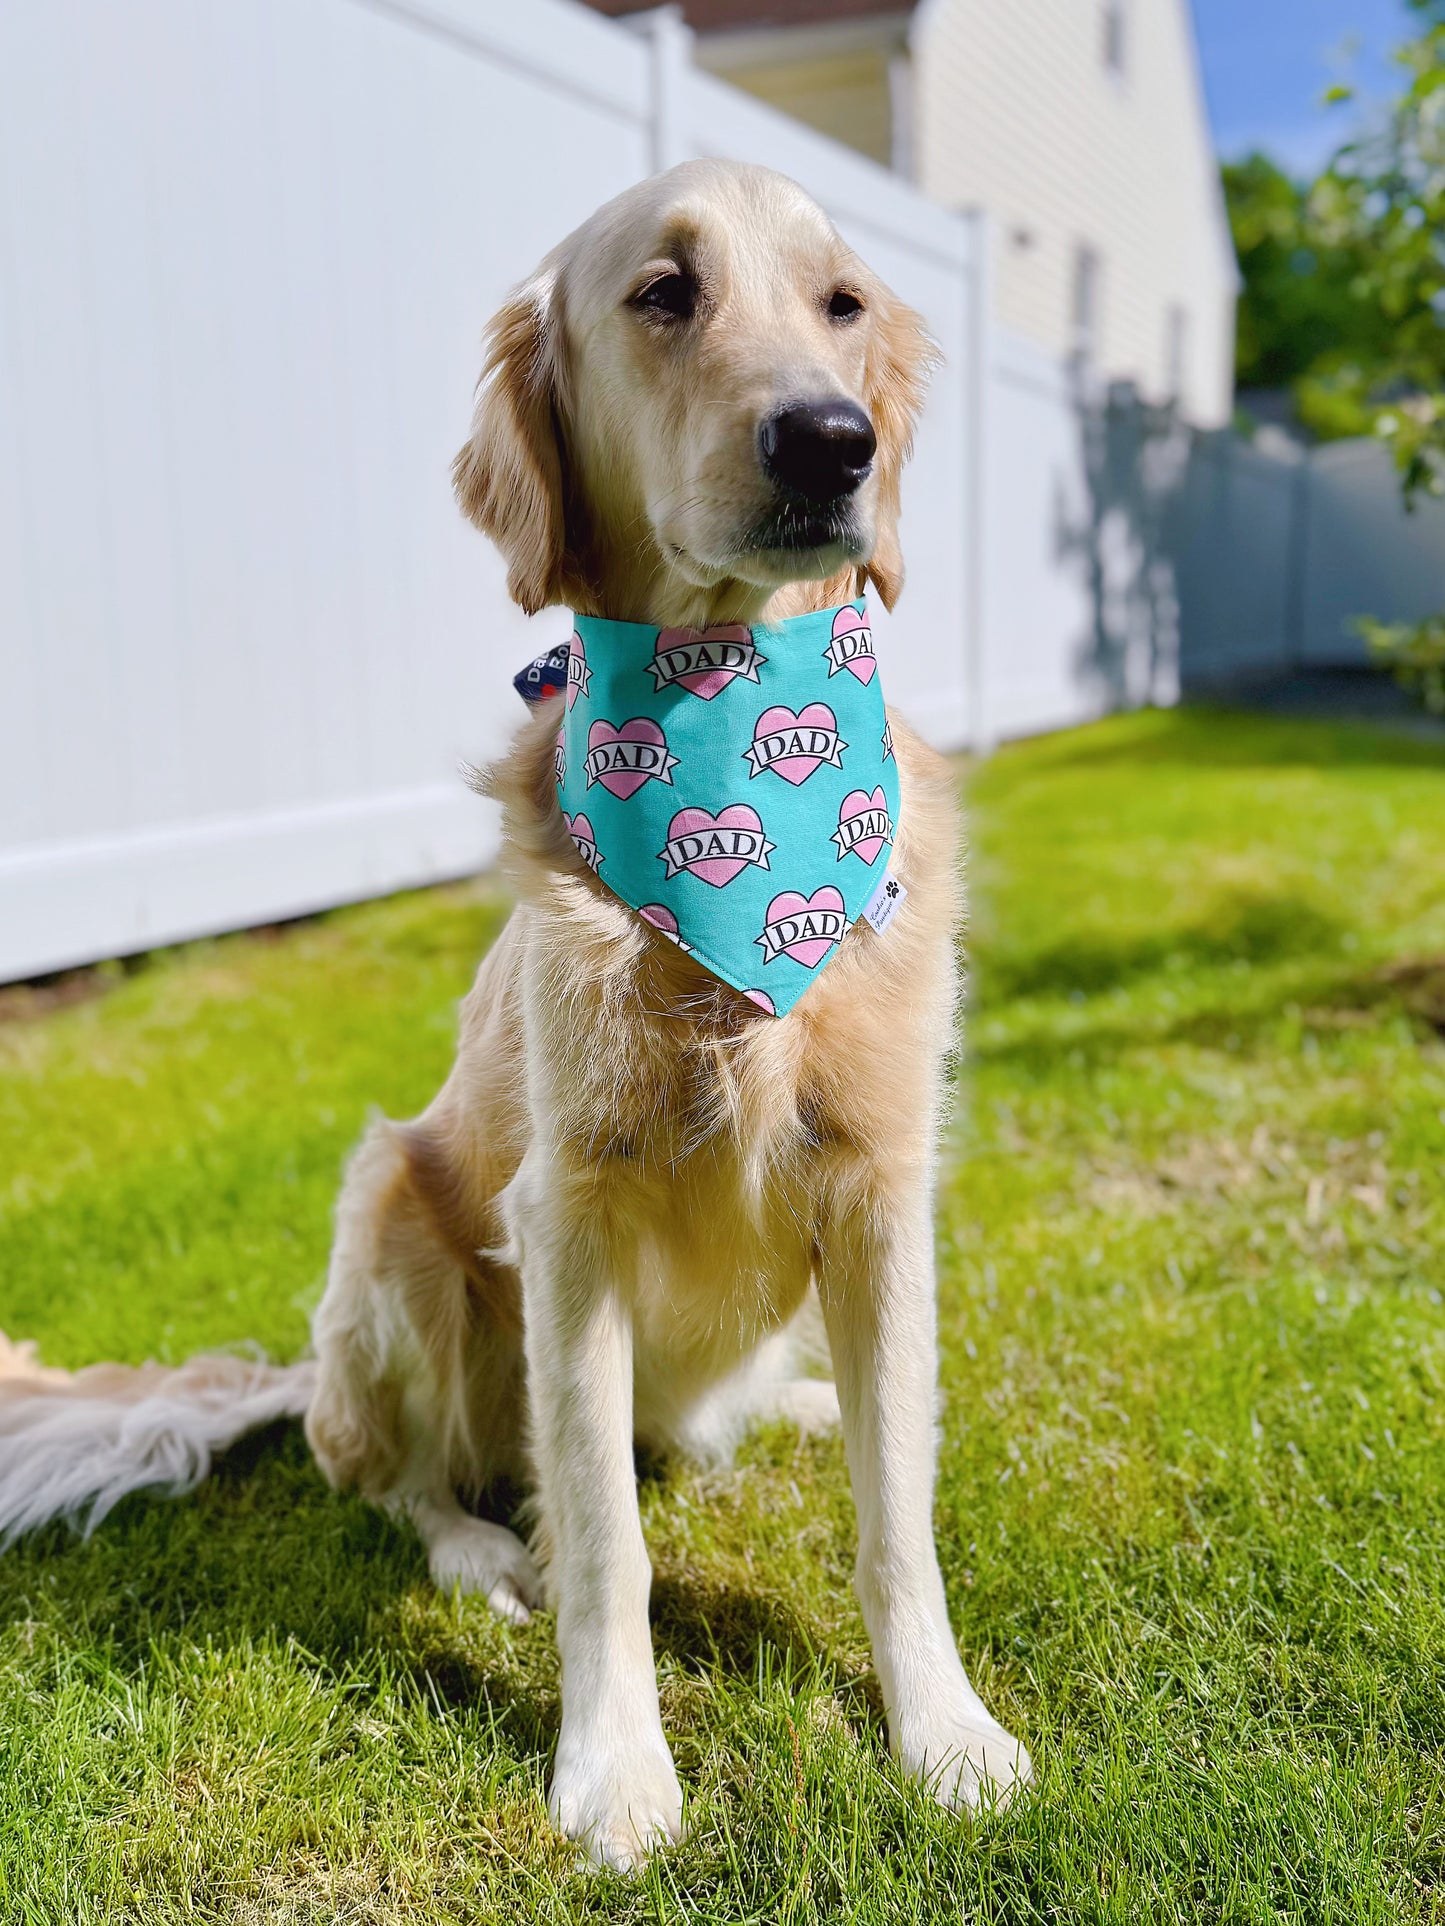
[1058,373,1190,711]
[1056,378,1445,709]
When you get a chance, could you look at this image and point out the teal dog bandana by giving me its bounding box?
[521,601,899,1018]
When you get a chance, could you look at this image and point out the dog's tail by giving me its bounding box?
[0,1332,315,1544]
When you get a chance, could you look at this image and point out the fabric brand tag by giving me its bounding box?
[860,867,906,937]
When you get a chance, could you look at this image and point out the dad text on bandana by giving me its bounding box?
[648,632,767,695]
[742,717,846,779]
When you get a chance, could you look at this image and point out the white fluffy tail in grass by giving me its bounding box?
[0,1333,315,1543]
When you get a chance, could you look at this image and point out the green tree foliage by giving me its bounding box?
[1225,0,1445,490]
[1308,0,1445,494]
[1324,1,1445,702]
[1222,153,1391,395]
[1226,3,1445,706]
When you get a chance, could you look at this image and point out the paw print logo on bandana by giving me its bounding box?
[742,705,846,784]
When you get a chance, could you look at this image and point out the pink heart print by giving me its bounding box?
[744,989,776,1015]
[760,886,847,969]
[651,624,763,700]
[748,704,841,786]
[834,786,891,865]
[638,903,692,951]
[585,717,676,800]
[826,605,876,684]
[563,812,602,873]
[661,804,772,887]
[566,631,590,709]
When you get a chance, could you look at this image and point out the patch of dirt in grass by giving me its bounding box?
[1089,1125,1423,1254]
[233,1878,369,1924]
[227,1803,565,1922]
[0,963,126,1024]
[1376,956,1445,1034]
[1296,954,1445,1039]
[231,1860,419,1926]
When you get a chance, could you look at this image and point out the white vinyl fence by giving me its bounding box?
[4,0,1426,984]
[976,360,1445,721]
[1171,431,1445,681]
[1,0,1001,980]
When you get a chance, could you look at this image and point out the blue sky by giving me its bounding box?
[1190,0,1418,175]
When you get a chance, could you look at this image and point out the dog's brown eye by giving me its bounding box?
[827,289,864,323]
[633,273,697,321]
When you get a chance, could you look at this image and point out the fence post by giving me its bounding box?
[1285,450,1311,668]
[624,5,693,174]
[959,207,995,753]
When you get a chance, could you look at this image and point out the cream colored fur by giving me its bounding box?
[0,1337,314,1542]
[0,160,1031,1871]
[311,161,1031,1864]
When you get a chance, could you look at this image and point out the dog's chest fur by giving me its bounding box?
[478,701,963,1351]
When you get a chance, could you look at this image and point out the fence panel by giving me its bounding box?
[979,335,1099,741]
[0,0,996,981]
[0,0,656,979]
[1301,440,1445,666]
[1170,435,1300,680]
[1174,427,1445,686]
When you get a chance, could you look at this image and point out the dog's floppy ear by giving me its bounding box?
[861,292,938,612]
[452,271,577,616]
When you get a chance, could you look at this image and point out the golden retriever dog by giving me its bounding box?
[0,160,1030,1870]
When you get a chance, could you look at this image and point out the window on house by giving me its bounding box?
[1072,245,1102,362]
[1165,304,1189,404]
[1102,0,1127,78]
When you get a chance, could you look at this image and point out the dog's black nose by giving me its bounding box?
[758,400,877,502]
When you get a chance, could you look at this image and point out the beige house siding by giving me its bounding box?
[713,47,896,164]
[911,0,1237,424]
[695,18,908,168]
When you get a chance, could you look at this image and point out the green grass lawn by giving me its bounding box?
[2,707,1443,1924]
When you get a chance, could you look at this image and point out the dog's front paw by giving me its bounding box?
[548,1734,684,1872]
[895,1709,1033,1814]
[427,1519,544,1625]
